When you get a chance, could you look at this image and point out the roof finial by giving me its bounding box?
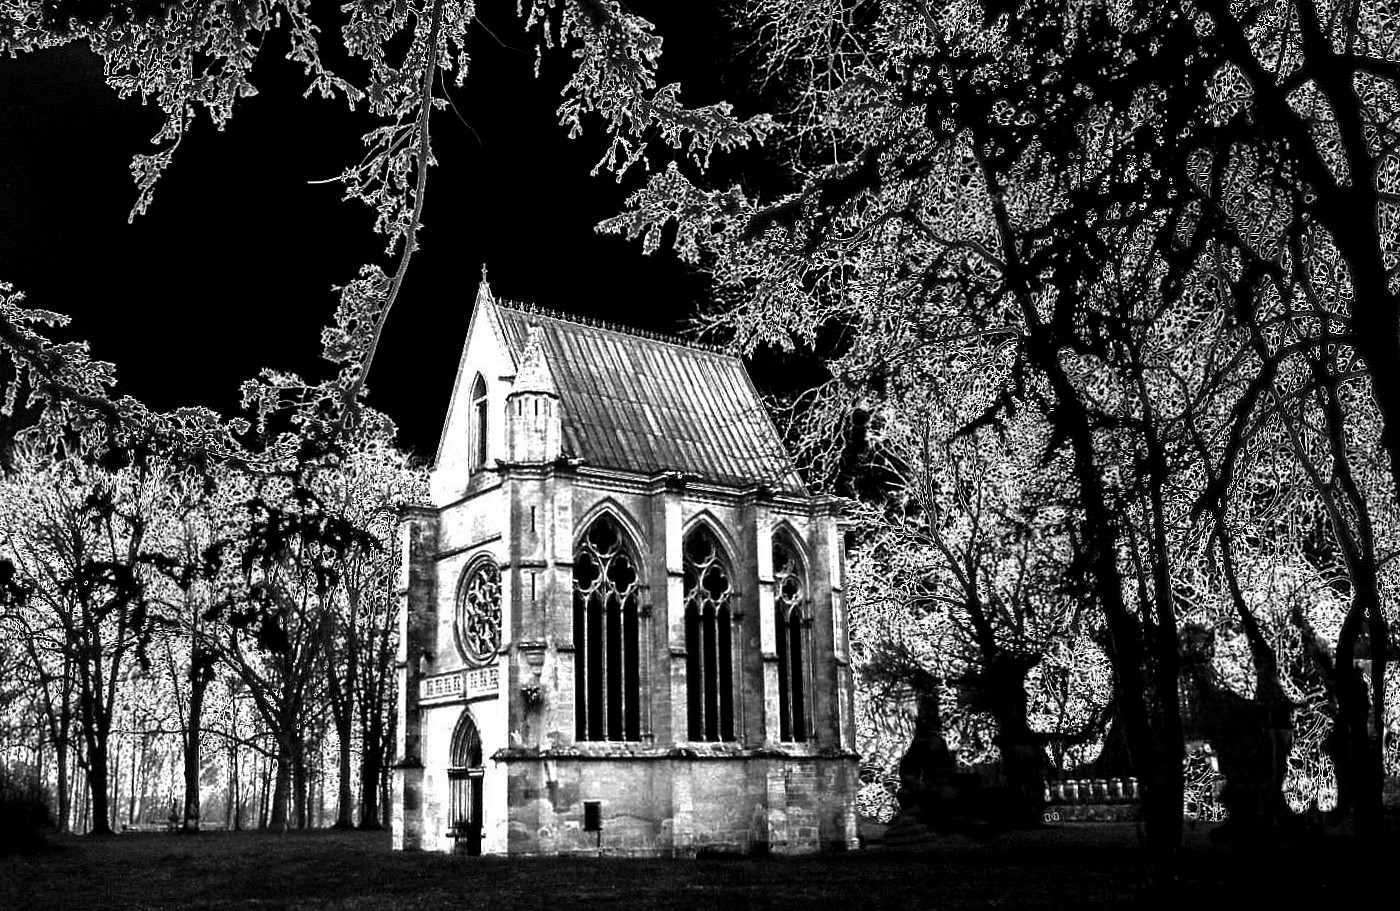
[475,264,494,309]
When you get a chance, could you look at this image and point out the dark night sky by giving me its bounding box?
[0,2,759,458]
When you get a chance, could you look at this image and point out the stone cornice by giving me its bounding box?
[490,745,859,762]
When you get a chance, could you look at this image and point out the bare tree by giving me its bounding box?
[0,451,168,834]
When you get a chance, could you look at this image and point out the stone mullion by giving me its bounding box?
[778,610,789,740]
[572,593,587,742]
[588,593,603,741]
[752,502,778,747]
[777,609,792,741]
[802,612,817,743]
[654,480,685,747]
[702,604,718,740]
[825,507,855,751]
[623,595,638,741]
[639,601,653,743]
[728,604,743,742]
[601,594,614,741]
[805,502,844,749]
[690,604,704,741]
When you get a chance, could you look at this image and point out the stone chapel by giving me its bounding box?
[391,274,859,856]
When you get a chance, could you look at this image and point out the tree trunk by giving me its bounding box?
[293,747,309,830]
[54,706,71,835]
[984,155,1183,865]
[86,746,112,835]
[1333,606,1383,837]
[78,775,89,834]
[51,739,67,835]
[359,746,383,830]
[1040,352,1183,864]
[136,733,150,823]
[109,738,121,833]
[380,767,391,831]
[981,654,1047,827]
[226,717,240,830]
[126,726,138,826]
[257,754,269,829]
[335,712,355,828]
[1310,160,1396,844]
[359,693,395,829]
[269,751,292,833]
[1214,527,1293,834]
[182,671,208,833]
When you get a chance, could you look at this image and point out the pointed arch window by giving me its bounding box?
[469,374,488,472]
[573,515,641,741]
[684,526,735,742]
[773,537,809,742]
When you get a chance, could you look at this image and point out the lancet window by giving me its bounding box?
[684,527,735,742]
[573,515,641,741]
[773,536,809,742]
[469,374,488,472]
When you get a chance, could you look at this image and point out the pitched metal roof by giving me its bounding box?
[495,303,806,495]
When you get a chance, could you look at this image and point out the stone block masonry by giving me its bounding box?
[498,750,858,856]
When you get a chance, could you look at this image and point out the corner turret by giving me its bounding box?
[506,325,561,463]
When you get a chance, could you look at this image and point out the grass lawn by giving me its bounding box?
[0,822,1385,910]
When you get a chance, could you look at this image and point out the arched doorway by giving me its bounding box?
[448,711,484,855]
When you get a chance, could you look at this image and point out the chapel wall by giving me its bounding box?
[399,484,511,855]
[433,293,515,505]
[417,699,510,854]
[391,507,437,851]
[434,486,508,675]
[500,754,859,856]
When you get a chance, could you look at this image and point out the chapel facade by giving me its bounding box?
[391,275,859,856]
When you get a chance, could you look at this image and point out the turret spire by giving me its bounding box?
[506,325,561,463]
[512,325,558,398]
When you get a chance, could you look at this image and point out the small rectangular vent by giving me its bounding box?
[583,800,602,832]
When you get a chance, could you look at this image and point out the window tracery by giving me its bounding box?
[773,536,809,742]
[573,515,641,741]
[684,526,735,742]
[455,558,501,667]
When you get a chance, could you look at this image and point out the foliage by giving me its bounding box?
[0,447,181,833]
[846,393,1111,821]
[603,0,1400,849]
[0,0,770,428]
[193,399,425,832]
[0,369,425,832]
[8,0,1400,856]
[0,281,120,446]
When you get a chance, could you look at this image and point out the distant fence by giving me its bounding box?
[120,820,234,833]
[1043,777,1141,822]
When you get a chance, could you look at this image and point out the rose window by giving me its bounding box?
[456,560,502,666]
